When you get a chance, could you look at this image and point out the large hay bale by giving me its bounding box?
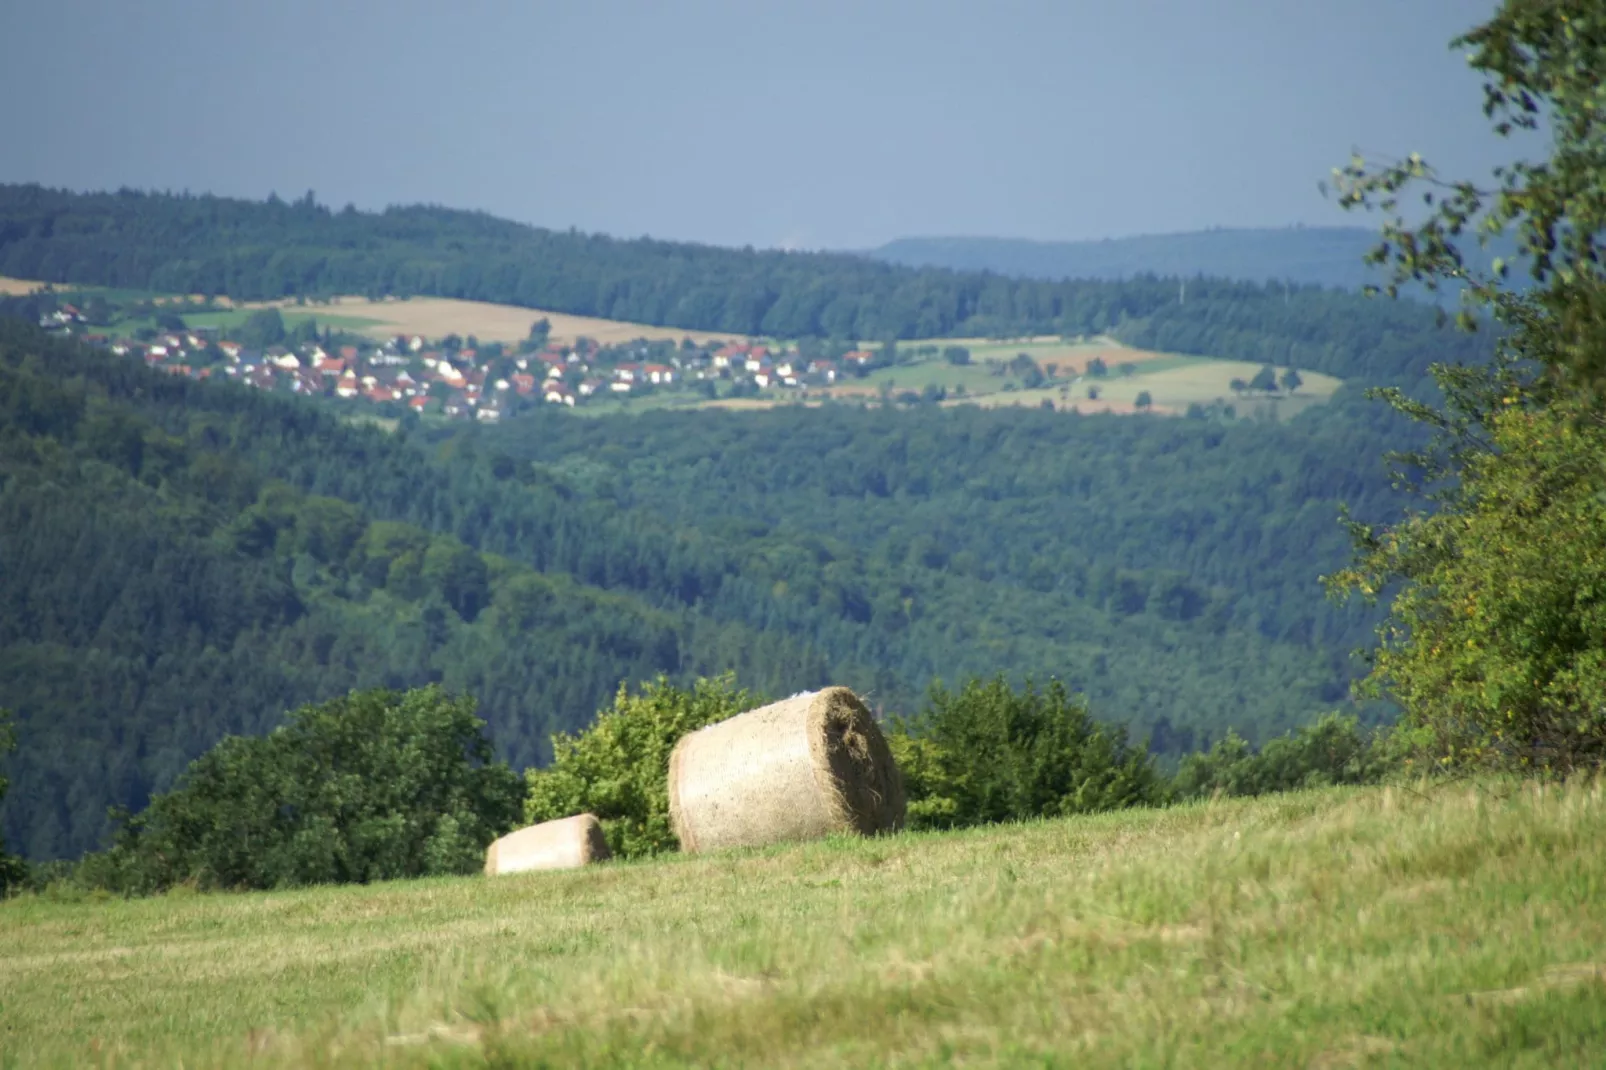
[483,813,610,876]
[668,686,905,853]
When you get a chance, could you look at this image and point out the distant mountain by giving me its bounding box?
[869,228,1519,294]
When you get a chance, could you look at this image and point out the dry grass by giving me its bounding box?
[251,295,752,347]
[0,275,50,296]
[3,780,1604,1067]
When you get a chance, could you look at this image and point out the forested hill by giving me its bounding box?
[870,230,1522,296]
[3,319,1416,861]
[0,185,1487,387]
[872,229,1387,290]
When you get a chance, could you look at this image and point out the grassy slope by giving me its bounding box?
[3,782,1604,1067]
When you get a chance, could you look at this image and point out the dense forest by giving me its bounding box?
[0,307,1437,862]
[0,185,1485,391]
[0,183,1505,867]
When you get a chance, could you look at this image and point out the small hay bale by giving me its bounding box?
[483,813,610,876]
[668,686,905,853]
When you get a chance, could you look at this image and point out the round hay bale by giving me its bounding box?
[668,686,905,854]
[483,813,610,876]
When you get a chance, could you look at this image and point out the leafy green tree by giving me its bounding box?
[1326,0,1606,774]
[81,687,521,893]
[1279,367,1303,394]
[943,345,971,366]
[238,308,286,349]
[1331,396,1606,772]
[887,676,1162,830]
[1330,0,1606,373]
[0,710,26,892]
[1172,713,1393,799]
[1085,357,1108,378]
[1134,390,1153,410]
[422,536,490,620]
[1249,364,1279,393]
[524,675,752,858]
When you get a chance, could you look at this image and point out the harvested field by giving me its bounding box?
[0,276,50,295]
[254,295,754,347]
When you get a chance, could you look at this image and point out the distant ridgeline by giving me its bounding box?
[869,229,1522,301]
[2,314,1431,861]
[872,230,1390,290]
[0,185,1487,389]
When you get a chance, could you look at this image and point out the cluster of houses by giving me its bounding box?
[68,317,881,419]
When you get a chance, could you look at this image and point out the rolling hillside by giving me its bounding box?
[3,782,1601,1066]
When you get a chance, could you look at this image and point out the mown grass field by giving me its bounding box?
[959,358,1344,417]
[3,781,1603,1067]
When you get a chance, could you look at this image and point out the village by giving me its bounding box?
[42,302,873,420]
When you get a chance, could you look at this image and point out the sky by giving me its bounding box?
[1,0,1513,251]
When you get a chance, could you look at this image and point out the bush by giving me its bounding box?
[1172,713,1394,799]
[80,687,521,894]
[524,675,752,859]
[0,710,27,894]
[888,676,1164,830]
[1334,395,1606,774]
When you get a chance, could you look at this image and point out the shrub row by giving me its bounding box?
[10,677,1397,895]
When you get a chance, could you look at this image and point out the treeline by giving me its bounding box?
[0,184,1486,386]
[0,321,1411,861]
[11,675,1393,896]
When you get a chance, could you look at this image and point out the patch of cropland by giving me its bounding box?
[2,781,1602,1066]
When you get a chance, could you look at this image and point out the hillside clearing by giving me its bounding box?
[0,275,49,296]
[954,358,1344,418]
[3,781,1603,1066]
[255,295,755,347]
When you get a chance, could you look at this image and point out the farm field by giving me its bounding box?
[833,337,1172,397]
[254,295,755,347]
[2,781,1603,1067]
[958,358,1344,418]
[0,275,49,296]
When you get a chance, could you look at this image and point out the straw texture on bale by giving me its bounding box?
[483,813,610,876]
[668,686,905,853]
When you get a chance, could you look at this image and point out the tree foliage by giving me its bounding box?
[1172,713,1393,799]
[1326,0,1606,774]
[79,687,522,893]
[887,676,1163,829]
[0,711,25,893]
[523,675,753,859]
[1331,394,1606,773]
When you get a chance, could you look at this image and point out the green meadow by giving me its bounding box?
[3,780,1602,1067]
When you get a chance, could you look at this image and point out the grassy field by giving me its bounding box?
[957,358,1344,417]
[3,781,1603,1067]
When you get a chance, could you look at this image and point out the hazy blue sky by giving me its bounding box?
[2,0,1511,250]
